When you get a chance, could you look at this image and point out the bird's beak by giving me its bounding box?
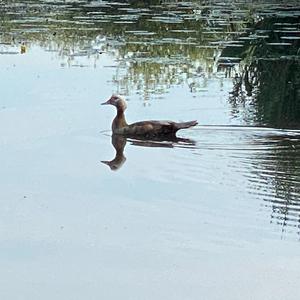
[101,100,110,105]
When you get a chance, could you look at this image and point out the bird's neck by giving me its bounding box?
[112,108,128,132]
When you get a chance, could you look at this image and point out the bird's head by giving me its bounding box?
[101,94,127,111]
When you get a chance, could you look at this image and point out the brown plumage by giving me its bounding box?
[101,95,198,137]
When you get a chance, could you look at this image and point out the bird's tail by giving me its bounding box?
[175,120,198,130]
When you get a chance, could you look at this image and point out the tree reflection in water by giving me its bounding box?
[248,134,300,237]
[222,11,300,237]
[223,14,300,128]
[0,0,250,99]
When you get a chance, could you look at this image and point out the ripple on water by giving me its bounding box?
[159,126,300,237]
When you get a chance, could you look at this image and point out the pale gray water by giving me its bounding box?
[1,1,300,299]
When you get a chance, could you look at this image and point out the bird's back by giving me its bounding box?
[122,120,197,137]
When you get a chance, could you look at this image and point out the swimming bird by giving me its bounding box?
[101,95,198,137]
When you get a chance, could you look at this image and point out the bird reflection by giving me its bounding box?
[101,134,196,171]
[101,134,127,171]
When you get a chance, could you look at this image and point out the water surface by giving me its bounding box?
[1,1,300,299]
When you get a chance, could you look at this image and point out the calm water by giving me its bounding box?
[1,1,300,299]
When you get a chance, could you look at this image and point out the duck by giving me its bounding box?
[101,95,198,137]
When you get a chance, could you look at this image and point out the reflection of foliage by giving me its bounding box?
[250,136,300,236]
[113,43,217,97]
[0,0,250,99]
[222,7,300,237]
[228,57,300,128]
[224,12,300,128]
[252,58,300,128]
[226,15,300,61]
[1,0,298,102]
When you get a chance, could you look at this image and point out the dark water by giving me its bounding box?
[1,1,300,299]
